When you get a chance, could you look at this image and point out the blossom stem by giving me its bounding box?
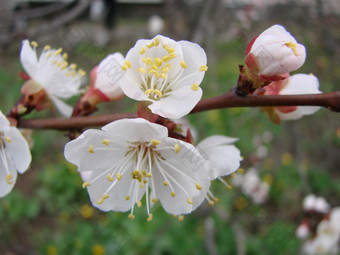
[16,88,340,130]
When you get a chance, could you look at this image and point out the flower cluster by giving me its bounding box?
[296,195,340,255]
[238,24,322,123]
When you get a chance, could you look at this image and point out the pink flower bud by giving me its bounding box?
[245,25,306,79]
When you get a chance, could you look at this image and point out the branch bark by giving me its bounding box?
[17,88,340,130]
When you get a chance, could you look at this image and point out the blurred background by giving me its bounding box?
[0,0,339,254]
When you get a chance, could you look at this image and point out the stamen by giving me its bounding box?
[137,200,142,208]
[171,191,176,197]
[146,172,152,178]
[88,145,94,153]
[69,64,77,69]
[102,139,109,146]
[180,60,188,69]
[152,198,157,203]
[191,83,199,91]
[154,38,160,46]
[151,139,161,146]
[128,214,135,220]
[126,196,130,200]
[124,60,132,68]
[174,144,180,153]
[31,41,38,47]
[162,56,170,62]
[116,173,122,180]
[237,168,244,174]
[6,174,13,184]
[178,215,184,221]
[169,53,176,59]
[107,173,114,182]
[147,214,153,222]
[142,58,152,65]
[146,42,154,48]
[187,197,193,204]
[78,69,86,76]
[285,42,298,56]
[163,181,168,186]
[63,53,68,59]
[199,65,208,71]
[196,183,202,190]
[137,68,145,73]
[5,136,12,143]
[82,182,91,188]
[54,48,62,56]
[153,89,162,97]
[140,47,146,55]
[44,45,51,50]
[145,89,153,95]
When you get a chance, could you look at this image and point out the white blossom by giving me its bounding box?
[0,111,31,197]
[245,24,306,77]
[119,35,208,119]
[64,118,210,220]
[20,39,85,116]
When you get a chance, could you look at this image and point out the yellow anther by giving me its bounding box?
[153,89,162,97]
[160,73,167,78]
[180,60,188,69]
[116,173,122,180]
[162,55,170,62]
[69,64,77,69]
[88,145,94,153]
[161,67,169,73]
[102,194,109,200]
[237,168,244,174]
[163,181,168,186]
[124,60,132,68]
[137,200,142,208]
[54,48,62,56]
[143,179,148,184]
[208,201,215,206]
[5,136,12,143]
[231,172,236,178]
[174,144,180,153]
[53,60,58,65]
[171,191,176,197]
[167,47,175,54]
[285,42,298,56]
[147,214,153,222]
[152,198,158,203]
[154,38,160,46]
[151,64,159,71]
[121,64,128,71]
[107,173,114,182]
[139,183,144,188]
[137,67,145,73]
[96,198,104,204]
[178,215,184,221]
[191,83,199,91]
[227,185,232,190]
[196,183,202,190]
[153,58,162,67]
[142,58,152,65]
[214,197,219,203]
[44,45,51,50]
[128,214,135,220]
[82,182,91,188]
[146,172,152,178]
[102,139,109,146]
[149,69,159,76]
[31,41,38,47]
[61,61,68,70]
[78,69,86,76]
[146,42,154,48]
[145,89,153,95]
[151,139,161,146]
[169,52,176,59]
[140,47,146,55]
[187,197,193,204]
[125,196,130,201]
[5,174,13,184]
[63,53,68,59]
[199,65,208,71]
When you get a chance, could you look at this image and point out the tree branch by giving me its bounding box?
[17,89,340,130]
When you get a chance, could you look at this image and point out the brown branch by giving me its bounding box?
[17,89,340,130]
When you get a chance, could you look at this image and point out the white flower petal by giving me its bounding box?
[102,118,168,142]
[0,157,17,198]
[95,53,125,99]
[20,40,38,78]
[49,95,73,117]
[4,127,31,174]
[148,85,202,119]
